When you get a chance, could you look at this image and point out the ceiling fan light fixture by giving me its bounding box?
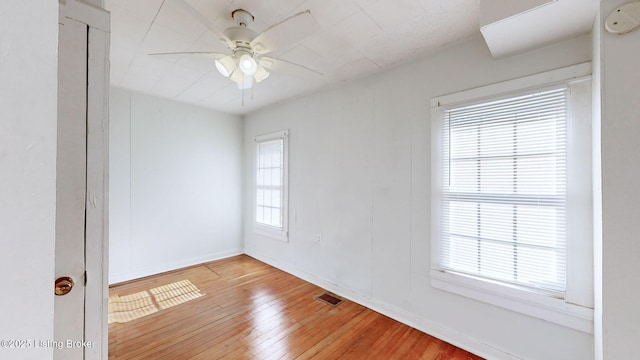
[215,56,236,77]
[238,54,257,76]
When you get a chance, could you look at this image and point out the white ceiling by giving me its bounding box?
[106,0,482,114]
[105,0,597,115]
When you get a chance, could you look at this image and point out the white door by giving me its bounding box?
[55,2,110,359]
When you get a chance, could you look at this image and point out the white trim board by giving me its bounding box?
[431,62,591,108]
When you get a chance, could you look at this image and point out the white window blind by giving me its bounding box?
[440,87,568,294]
[256,138,285,229]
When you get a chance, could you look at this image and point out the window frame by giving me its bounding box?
[253,130,289,242]
[430,63,594,333]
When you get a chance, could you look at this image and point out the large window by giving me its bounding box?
[431,64,593,332]
[442,87,568,293]
[254,130,288,240]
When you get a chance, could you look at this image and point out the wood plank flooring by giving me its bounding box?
[108,255,483,360]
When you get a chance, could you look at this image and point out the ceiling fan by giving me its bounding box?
[151,0,323,90]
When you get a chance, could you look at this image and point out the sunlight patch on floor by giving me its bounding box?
[150,279,205,310]
[108,291,158,324]
[108,279,204,324]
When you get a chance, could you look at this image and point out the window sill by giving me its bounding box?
[254,225,288,242]
[430,269,593,333]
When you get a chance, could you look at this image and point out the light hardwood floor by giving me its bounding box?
[108,255,483,359]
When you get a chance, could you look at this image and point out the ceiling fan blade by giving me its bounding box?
[254,64,270,83]
[260,56,323,78]
[170,0,236,50]
[148,51,226,59]
[250,10,320,55]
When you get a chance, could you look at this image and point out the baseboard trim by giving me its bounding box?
[245,249,523,360]
[109,248,243,285]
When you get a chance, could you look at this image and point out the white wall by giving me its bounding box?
[109,88,243,283]
[243,34,594,359]
[598,0,640,358]
[0,1,58,359]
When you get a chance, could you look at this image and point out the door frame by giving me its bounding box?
[59,1,110,358]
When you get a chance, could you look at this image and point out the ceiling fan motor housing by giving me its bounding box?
[225,10,257,49]
[224,26,257,48]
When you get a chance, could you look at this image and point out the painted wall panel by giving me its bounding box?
[109,88,243,283]
[0,1,58,359]
[599,0,640,358]
[370,74,413,307]
[109,88,133,278]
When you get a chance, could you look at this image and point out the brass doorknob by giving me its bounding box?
[55,277,74,296]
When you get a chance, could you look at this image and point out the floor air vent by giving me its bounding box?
[315,292,343,306]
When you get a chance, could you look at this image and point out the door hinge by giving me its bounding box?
[84,271,87,286]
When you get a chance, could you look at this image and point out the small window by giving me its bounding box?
[254,130,289,241]
[431,63,594,332]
